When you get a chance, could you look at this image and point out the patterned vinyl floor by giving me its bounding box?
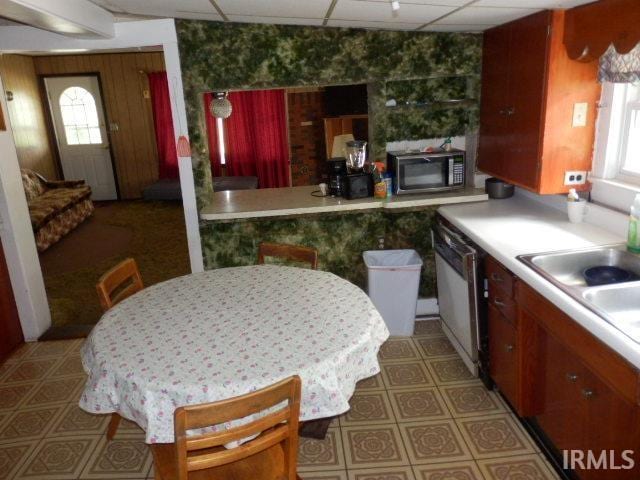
[0,319,560,480]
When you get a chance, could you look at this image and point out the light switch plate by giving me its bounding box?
[564,171,587,185]
[573,102,588,127]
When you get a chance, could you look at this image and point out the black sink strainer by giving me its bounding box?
[583,266,634,286]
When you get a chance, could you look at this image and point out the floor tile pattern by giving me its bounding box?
[0,322,560,479]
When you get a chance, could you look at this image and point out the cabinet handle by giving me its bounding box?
[494,298,506,307]
[505,344,514,353]
[581,388,595,399]
[491,273,504,283]
[566,373,578,382]
[506,107,515,116]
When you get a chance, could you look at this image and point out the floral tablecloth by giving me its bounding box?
[80,265,389,444]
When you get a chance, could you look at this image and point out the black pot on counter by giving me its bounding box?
[485,177,515,199]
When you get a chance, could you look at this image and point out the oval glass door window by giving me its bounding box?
[59,86,102,145]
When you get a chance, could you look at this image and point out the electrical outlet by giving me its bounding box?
[564,171,587,185]
[572,102,588,127]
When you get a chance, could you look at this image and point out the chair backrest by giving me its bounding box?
[257,242,318,269]
[96,258,144,311]
[174,375,302,480]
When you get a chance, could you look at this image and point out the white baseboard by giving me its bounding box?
[417,298,439,316]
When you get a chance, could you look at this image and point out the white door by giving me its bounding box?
[45,76,117,201]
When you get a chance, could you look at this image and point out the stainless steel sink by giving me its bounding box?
[583,284,640,341]
[519,244,640,343]
[525,246,640,287]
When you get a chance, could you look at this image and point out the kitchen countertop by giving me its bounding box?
[437,195,640,369]
[200,185,488,221]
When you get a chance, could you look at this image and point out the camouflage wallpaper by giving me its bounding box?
[175,20,482,204]
[200,207,438,297]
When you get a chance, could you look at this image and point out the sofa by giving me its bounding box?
[21,169,94,252]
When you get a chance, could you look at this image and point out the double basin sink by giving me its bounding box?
[519,245,640,343]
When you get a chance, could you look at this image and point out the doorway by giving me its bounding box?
[44,75,118,201]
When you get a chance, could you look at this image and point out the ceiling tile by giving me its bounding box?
[475,0,593,7]
[423,23,489,32]
[90,0,218,18]
[331,0,455,23]
[226,15,324,26]
[350,0,471,5]
[436,6,540,25]
[326,19,424,30]
[216,0,332,18]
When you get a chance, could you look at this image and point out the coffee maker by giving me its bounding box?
[327,158,348,197]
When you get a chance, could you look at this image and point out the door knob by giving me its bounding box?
[566,373,578,382]
[505,344,514,353]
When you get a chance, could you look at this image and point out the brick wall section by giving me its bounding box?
[288,90,327,187]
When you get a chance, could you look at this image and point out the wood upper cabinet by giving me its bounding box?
[477,10,601,194]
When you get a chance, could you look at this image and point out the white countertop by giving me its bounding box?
[438,195,640,369]
[200,185,488,221]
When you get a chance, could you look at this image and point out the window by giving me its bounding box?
[618,83,640,178]
[216,117,226,165]
[59,87,102,145]
[592,82,640,211]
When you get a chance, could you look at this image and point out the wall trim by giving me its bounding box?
[417,297,439,316]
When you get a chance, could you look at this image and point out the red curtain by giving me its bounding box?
[225,89,290,188]
[148,72,178,179]
[203,92,222,177]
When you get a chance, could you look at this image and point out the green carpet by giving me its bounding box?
[42,200,191,327]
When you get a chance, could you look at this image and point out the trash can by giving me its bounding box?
[363,249,423,336]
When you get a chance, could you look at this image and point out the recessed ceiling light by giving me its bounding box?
[391,0,400,11]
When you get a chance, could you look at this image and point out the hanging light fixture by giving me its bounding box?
[209,92,232,119]
[391,0,400,11]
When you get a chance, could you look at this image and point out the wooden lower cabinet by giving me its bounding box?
[488,303,519,409]
[486,256,640,479]
[521,287,640,479]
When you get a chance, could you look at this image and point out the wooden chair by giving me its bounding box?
[96,258,144,311]
[257,242,318,270]
[151,376,302,480]
[96,257,144,441]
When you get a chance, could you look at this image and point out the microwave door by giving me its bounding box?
[399,157,447,191]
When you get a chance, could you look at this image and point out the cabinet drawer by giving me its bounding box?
[488,303,519,408]
[487,288,517,323]
[486,256,515,298]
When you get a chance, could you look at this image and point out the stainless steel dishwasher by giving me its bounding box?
[432,215,488,380]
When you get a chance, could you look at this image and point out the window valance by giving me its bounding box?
[598,43,640,84]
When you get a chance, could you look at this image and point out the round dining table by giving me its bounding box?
[80,265,390,444]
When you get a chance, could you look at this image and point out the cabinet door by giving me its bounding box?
[488,303,518,408]
[535,326,586,455]
[501,10,550,190]
[0,242,22,363]
[477,22,510,178]
[580,368,640,480]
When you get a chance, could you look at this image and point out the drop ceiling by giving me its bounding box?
[90,0,595,32]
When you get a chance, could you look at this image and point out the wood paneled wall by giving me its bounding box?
[34,52,166,199]
[0,54,58,180]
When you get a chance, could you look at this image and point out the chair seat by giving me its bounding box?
[152,443,299,480]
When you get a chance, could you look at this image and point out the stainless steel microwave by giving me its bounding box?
[387,149,465,195]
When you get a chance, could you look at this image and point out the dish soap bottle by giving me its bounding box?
[628,194,640,254]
